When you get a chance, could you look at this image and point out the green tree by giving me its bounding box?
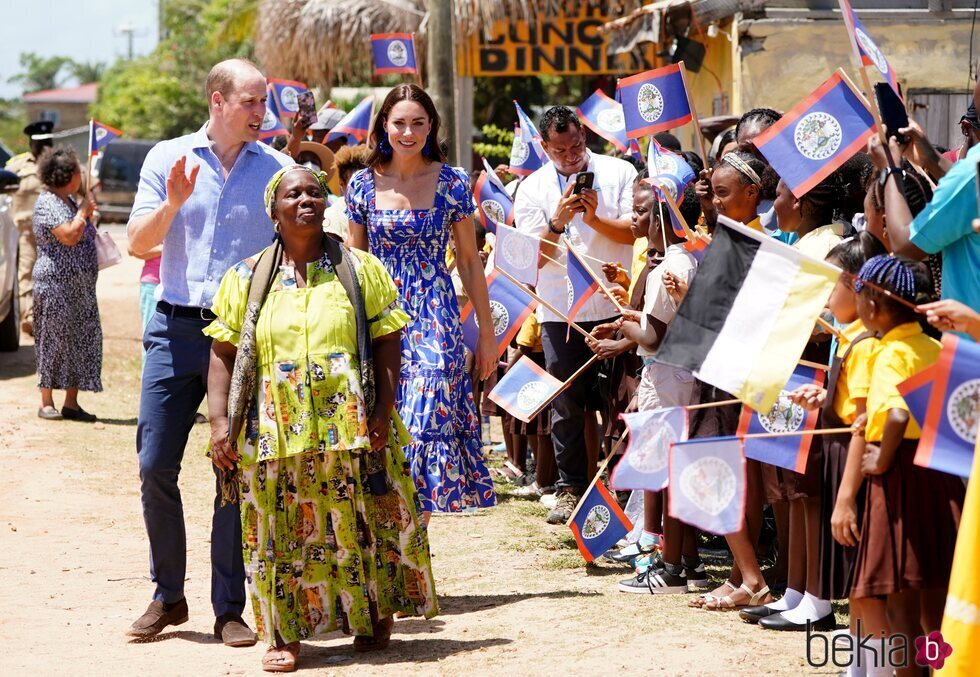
[70,60,107,84]
[0,99,28,155]
[91,0,255,139]
[8,53,72,93]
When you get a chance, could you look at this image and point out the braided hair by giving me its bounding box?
[735,108,782,141]
[855,254,933,324]
[867,160,934,217]
[799,170,843,225]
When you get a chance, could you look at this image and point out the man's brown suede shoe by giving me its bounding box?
[215,614,258,647]
[126,599,189,638]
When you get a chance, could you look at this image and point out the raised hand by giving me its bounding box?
[165,155,200,209]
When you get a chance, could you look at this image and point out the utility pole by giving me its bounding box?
[426,0,457,164]
[117,22,137,61]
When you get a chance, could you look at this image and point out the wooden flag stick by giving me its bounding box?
[839,270,923,313]
[741,426,852,440]
[685,398,741,411]
[798,358,831,372]
[678,62,709,164]
[855,66,886,141]
[566,242,626,314]
[495,267,592,339]
[567,430,630,524]
[816,316,845,340]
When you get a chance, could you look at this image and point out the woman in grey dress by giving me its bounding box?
[32,146,102,421]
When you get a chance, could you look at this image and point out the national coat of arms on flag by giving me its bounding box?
[576,89,629,153]
[612,407,689,492]
[474,171,514,234]
[268,78,309,119]
[488,355,564,423]
[838,0,901,97]
[89,120,122,156]
[370,33,418,74]
[737,365,826,473]
[493,225,540,287]
[460,270,537,360]
[668,437,746,535]
[618,63,694,139]
[568,480,633,562]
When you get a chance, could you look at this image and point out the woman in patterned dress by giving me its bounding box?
[206,166,437,672]
[346,84,497,520]
[31,146,102,421]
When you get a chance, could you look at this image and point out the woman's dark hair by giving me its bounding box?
[798,169,843,225]
[735,107,782,140]
[856,254,933,323]
[719,150,767,188]
[680,150,704,176]
[37,145,80,189]
[713,129,736,163]
[826,231,887,275]
[654,131,682,152]
[867,160,934,218]
[367,84,447,167]
[678,184,701,226]
[539,106,582,141]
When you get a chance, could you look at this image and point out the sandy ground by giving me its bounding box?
[0,228,831,675]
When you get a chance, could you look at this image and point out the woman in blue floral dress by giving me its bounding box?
[346,84,497,518]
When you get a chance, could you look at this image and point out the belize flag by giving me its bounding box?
[657,181,707,260]
[647,139,695,196]
[909,335,980,478]
[514,100,542,142]
[565,243,601,325]
[370,33,418,74]
[838,0,901,98]
[327,95,375,144]
[89,120,122,156]
[460,270,537,360]
[618,63,693,139]
[737,365,825,473]
[488,355,564,423]
[668,437,746,535]
[259,90,287,141]
[569,480,633,563]
[509,125,546,177]
[753,70,875,198]
[627,139,644,163]
[474,170,514,234]
[493,225,540,286]
[268,78,309,119]
[612,407,689,492]
[576,89,629,153]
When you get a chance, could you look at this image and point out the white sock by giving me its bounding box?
[780,592,833,624]
[846,632,867,677]
[765,587,803,611]
[639,530,660,547]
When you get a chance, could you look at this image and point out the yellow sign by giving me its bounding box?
[461,5,659,77]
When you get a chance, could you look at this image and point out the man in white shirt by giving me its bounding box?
[513,106,637,524]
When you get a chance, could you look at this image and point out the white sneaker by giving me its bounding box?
[539,492,558,509]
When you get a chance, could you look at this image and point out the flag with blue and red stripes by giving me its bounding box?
[268,78,310,119]
[370,33,418,74]
[576,89,629,153]
[514,100,542,143]
[259,89,287,141]
[752,70,876,198]
[488,355,564,423]
[569,480,633,562]
[627,139,644,162]
[612,407,689,492]
[903,335,980,479]
[565,243,600,325]
[508,125,545,177]
[460,270,538,360]
[737,365,825,473]
[838,0,901,98]
[327,95,375,144]
[89,120,122,156]
[493,225,540,286]
[668,436,746,535]
[474,171,514,235]
[618,63,693,139]
[648,139,694,194]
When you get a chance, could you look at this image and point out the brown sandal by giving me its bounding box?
[353,616,394,653]
[262,642,300,673]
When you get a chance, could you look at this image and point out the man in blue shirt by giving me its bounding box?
[126,58,290,643]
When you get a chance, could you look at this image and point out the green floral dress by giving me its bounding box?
[204,246,438,645]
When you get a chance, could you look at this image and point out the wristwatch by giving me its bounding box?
[548,217,565,235]
[878,166,905,188]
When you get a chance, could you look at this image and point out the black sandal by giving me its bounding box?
[61,406,97,422]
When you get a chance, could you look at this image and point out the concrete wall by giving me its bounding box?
[25,101,90,133]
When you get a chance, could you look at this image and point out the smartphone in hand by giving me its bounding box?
[296,91,318,128]
[573,171,595,195]
[874,83,909,145]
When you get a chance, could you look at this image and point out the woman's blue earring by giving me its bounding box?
[379,135,392,155]
[423,137,431,156]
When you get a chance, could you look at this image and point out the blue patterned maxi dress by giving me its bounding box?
[346,164,496,513]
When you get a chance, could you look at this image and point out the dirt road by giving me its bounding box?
[0,229,821,675]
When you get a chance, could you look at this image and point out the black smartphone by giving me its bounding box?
[874,82,909,144]
[573,171,595,195]
[296,90,317,128]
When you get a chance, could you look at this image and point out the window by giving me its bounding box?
[38,109,60,127]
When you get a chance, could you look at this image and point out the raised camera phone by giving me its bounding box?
[296,90,318,128]
[874,82,909,145]
[573,171,595,195]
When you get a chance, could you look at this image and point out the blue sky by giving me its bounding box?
[1,0,158,99]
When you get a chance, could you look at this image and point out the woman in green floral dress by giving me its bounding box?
[206,165,437,672]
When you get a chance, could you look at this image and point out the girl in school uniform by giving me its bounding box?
[849,254,964,675]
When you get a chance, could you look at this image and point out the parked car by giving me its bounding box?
[0,188,20,351]
[93,139,156,223]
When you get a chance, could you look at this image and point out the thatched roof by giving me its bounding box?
[255,0,645,89]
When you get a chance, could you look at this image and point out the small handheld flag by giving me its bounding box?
[370,33,418,74]
[89,120,122,156]
[493,225,540,286]
[508,127,545,177]
[752,70,876,198]
[737,365,825,472]
[618,63,693,139]
[514,101,542,142]
[565,243,602,325]
[268,78,310,119]
[627,139,644,163]
[838,0,901,98]
[326,95,375,144]
[474,171,514,235]
[488,355,564,423]
[460,270,538,360]
[612,407,689,492]
[576,89,629,153]
[568,480,633,562]
[259,90,287,140]
[647,139,695,197]
[909,335,980,478]
[668,436,746,535]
